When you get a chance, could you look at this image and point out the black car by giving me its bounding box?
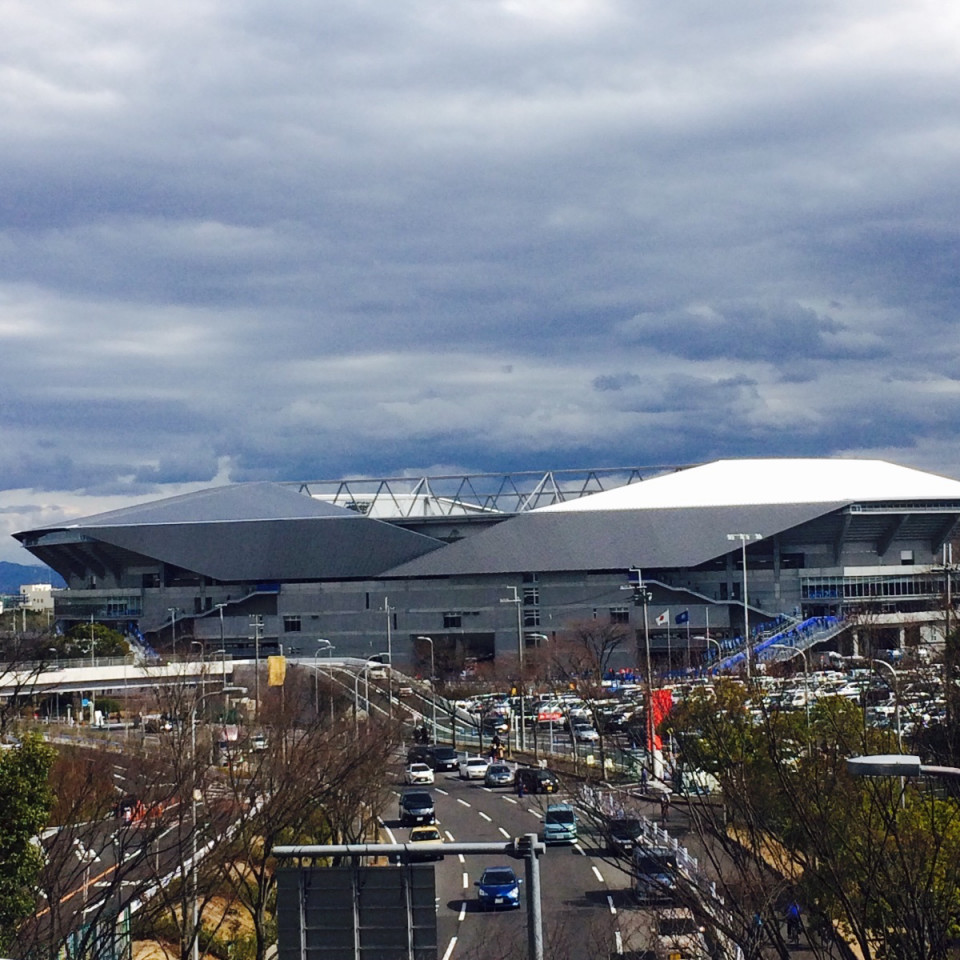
[427,746,459,771]
[398,790,436,826]
[515,767,559,795]
[605,817,643,855]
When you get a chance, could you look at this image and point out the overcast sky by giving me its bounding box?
[2,0,960,562]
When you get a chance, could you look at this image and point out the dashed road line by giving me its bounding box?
[527,809,541,818]
[458,854,465,864]
[457,798,471,808]
[591,865,605,884]
[498,827,510,838]
[574,842,586,856]
[458,902,467,922]
[442,937,457,960]
[444,830,456,841]
[435,788,450,796]
[462,872,469,889]
[503,797,518,805]
[478,811,492,822]
[606,895,617,915]
[615,930,623,954]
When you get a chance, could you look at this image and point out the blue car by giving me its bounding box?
[475,866,522,910]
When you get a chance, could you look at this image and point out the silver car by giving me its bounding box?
[484,763,515,787]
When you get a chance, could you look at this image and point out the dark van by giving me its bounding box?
[516,767,559,795]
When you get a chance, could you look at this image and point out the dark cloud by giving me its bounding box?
[0,0,959,558]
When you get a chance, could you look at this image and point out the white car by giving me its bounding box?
[404,762,435,784]
[458,756,490,780]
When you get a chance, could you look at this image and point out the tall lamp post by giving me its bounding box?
[190,685,245,960]
[416,636,437,742]
[727,533,762,679]
[383,599,394,719]
[215,603,227,653]
[500,586,526,749]
[313,641,335,716]
[768,644,810,731]
[353,659,383,736]
[833,653,902,752]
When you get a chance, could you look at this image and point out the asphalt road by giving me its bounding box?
[384,770,658,960]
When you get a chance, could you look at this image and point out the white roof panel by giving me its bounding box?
[535,459,960,512]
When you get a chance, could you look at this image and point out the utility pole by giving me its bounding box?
[382,598,394,718]
[250,615,263,717]
[727,533,762,679]
[500,586,526,749]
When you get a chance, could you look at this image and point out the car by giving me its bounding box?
[427,745,459,772]
[398,790,435,826]
[404,762,435,784]
[406,825,445,861]
[654,906,709,960]
[571,722,600,743]
[605,817,643,856]
[515,767,559,795]
[475,865,522,910]
[484,763,515,787]
[459,756,490,780]
[542,802,578,844]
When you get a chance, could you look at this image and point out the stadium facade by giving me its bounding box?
[13,459,960,673]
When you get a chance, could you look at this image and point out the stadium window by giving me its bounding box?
[522,572,539,583]
[523,587,539,606]
[609,607,630,625]
[443,612,462,629]
[523,610,541,627]
[283,616,302,633]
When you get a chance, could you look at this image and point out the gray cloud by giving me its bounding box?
[1,0,959,559]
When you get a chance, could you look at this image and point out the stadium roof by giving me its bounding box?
[536,459,960,512]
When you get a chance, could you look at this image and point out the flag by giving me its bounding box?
[655,610,669,625]
[675,610,690,625]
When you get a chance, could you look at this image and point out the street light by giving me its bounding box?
[215,603,227,653]
[353,660,383,736]
[727,533,762,679]
[416,636,437,742]
[768,644,810,730]
[831,653,902,753]
[190,685,245,960]
[501,587,526,749]
[168,608,178,658]
[313,643,335,716]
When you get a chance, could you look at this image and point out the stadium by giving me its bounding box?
[13,458,960,674]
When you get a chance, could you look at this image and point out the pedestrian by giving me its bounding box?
[517,778,525,798]
[640,767,648,794]
[659,792,671,825]
[785,901,801,945]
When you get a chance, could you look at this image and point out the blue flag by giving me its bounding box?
[675,610,690,625]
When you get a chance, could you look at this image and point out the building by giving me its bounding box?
[20,582,55,613]
[12,459,960,673]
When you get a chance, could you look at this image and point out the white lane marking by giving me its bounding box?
[483,787,493,792]
[478,811,492,822]
[527,809,542,818]
[442,937,457,960]
[591,866,605,884]
[503,797,518,805]
[444,830,456,841]
[383,825,398,843]
[498,827,510,838]
[615,930,623,954]
[574,842,586,856]
[457,798,471,808]
[458,902,467,922]
[606,895,617,915]
[458,854,465,864]
[462,872,469,889]
[435,788,450,796]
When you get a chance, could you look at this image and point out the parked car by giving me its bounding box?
[459,756,490,780]
[542,803,578,844]
[475,866,522,910]
[515,767,559,795]
[484,763,515,787]
[398,790,435,826]
[404,762,435,785]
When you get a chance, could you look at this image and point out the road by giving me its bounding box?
[385,770,658,960]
